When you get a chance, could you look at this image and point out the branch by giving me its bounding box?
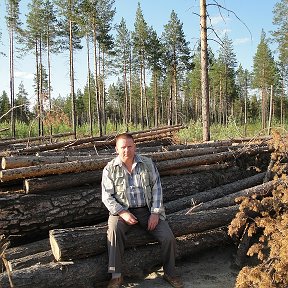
[208,1,253,42]
[0,104,26,121]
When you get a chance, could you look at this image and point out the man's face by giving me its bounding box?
[115,137,136,163]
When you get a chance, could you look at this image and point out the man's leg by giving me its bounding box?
[107,215,130,274]
[130,207,177,276]
[150,220,177,276]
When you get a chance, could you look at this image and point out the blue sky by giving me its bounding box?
[0,0,279,106]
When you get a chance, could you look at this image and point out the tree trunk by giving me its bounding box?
[2,142,266,182]
[157,146,269,172]
[0,227,231,288]
[1,169,249,242]
[188,180,274,213]
[49,206,238,262]
[4,239,50,261]
[164,172,265,214]
[24,170,103,194]
[200,0,210,141]
[0,186,107,241]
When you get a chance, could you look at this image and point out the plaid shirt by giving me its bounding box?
[102,154,164,217]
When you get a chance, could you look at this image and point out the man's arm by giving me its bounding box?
[101,166,124,215]
[149,161,165,215]
[101,166,138,225]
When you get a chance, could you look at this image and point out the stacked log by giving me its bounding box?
[0,131,273,287]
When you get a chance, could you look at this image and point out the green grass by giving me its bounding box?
[1,119,286,142]
[177,119,287,143]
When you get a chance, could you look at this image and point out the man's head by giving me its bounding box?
[115,133,136,164]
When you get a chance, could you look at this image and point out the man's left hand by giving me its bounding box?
[147,213,159,231]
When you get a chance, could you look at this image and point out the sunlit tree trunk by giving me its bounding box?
[86,35,93,136]
[9,28,15,137]
[200,0,210,141]
[69,17,76,138]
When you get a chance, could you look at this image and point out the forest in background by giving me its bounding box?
[0,0,287,140]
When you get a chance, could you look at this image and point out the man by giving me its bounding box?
[101,133,184,288]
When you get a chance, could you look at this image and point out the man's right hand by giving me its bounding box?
[118,210,138,225]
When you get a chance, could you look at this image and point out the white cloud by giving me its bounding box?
[233,37,251,45]
[15,71,34,80]
[209,15,230,26]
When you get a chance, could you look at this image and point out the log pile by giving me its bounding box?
[0,128,274,287]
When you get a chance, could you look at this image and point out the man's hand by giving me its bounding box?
[118,210,138,225]
[147,213,159,231]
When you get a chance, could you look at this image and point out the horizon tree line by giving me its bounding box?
[0,0,287,138]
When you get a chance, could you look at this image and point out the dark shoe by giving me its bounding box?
[107,276,123,288]
[163,273,184,288]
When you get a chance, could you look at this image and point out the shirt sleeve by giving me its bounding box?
[149,161,165,215]
[101,166,125,215]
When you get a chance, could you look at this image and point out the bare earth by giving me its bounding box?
[122,245,240,288]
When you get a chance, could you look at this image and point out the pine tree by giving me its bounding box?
[54,0,83,138]
[217,33,238,125]
[0,91,11,122]
[114,18,131,129]
[132,3,151,128]
[5,0,21,136]
[162,10,190,125]
[42,0,61,135]
[272,0,288,127]
[236,65,250,130]
[15,82,31,123]
[78,0,115,136]
[252,30,278,130]
[146,27,164,127]
[186,49,202,121]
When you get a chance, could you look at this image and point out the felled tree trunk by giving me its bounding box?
[157,146,270,172]
[0,227,231,288]
[0,186,107,242]
[164,172,265,214]
[49,206,238,261]
[4,238,50,261]
[0,168,253,241]
[1,155,110,170]
[188,180,274,213]
[24,170,103,194]
[0,158,110,182]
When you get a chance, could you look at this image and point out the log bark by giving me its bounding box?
[1,145,226,178]
[156,146,270,172]
[0,185,108,242]
[4,238,50,261]
[8,125,183,156]
[1,155,111,170]
[0,168,254,241]
[7,250,53,271]
[24,163,236,194]
[187,180,274,213]
[24,170,103,194]
[0,158,110,182]
[160,162,233,176]
[1,143,270,182]
[49,205,238,261]
[0,132,75,147]
[164,172,265,214]
[0,227,231,288]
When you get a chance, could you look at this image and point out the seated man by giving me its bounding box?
[101,133,184,288]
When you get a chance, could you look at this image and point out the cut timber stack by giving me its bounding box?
[0,130,273,287]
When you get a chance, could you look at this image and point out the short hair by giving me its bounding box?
[115,133,134,144]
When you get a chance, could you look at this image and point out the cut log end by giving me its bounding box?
[49,232,61,262]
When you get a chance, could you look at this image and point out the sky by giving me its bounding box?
[0,0,280,107]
